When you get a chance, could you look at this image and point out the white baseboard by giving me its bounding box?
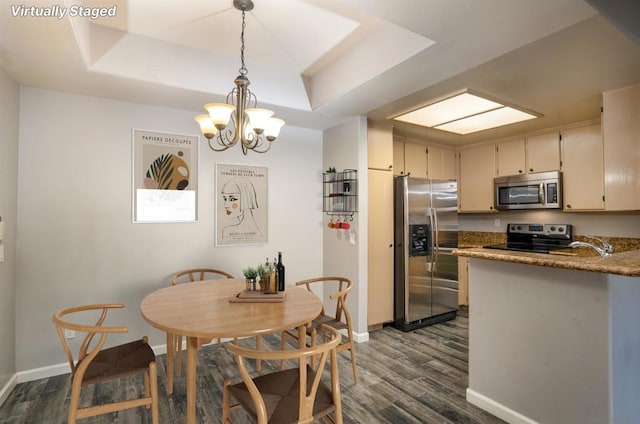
[16,362,70,384]
[0,374,17,408]
[13,337,242,385]
[466,388,539,424]
[11,332,355,387]
[15,342,170,384]
[353,330,369,343]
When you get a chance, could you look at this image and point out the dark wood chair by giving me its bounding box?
[281,276,358,383]
[223,324,343,424]
[52,303,158,424]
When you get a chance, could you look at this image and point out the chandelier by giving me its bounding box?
[195,0,285,155]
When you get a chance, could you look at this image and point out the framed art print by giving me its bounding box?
[132,129,199,223]
[216,163,268,245]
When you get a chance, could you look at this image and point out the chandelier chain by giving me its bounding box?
[239,10,247,76]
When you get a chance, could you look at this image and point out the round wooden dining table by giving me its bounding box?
[140,278,323,424]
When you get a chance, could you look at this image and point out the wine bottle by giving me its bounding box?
[276,252,285,291]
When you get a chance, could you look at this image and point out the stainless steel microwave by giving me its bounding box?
[494,171,562,210]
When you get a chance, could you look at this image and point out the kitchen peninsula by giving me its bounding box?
[454,246,640,424]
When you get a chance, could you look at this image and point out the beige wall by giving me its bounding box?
[0,68,18,395]
[15,87,324,372]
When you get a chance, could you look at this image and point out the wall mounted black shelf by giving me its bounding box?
[323,169,358,217]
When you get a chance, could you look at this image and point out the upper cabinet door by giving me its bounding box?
[459,144,496,212]
[367,121,393,171]
[496,139,525,176]
[561,124,604,211]
[442,148,457,180]
[393,140,405,176]
[427,145,456,180]
[404,143,428,177]
[527,132,560,173]
[603,84,640,211]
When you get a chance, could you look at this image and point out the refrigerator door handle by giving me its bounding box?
[432,207,439,271]
[426,207,435,272]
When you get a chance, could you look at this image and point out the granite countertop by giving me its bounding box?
[453,246,640,277]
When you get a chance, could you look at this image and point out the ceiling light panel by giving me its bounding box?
[434,107,538,135]
[391,90,540,134]
[394,92,502,127]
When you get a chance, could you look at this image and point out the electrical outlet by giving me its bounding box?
[494,218,501,227]
[64,329,75,339]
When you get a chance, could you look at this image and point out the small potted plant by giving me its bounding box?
[257,262,276,293]
[243,266,258,291]
[325,167,336,181]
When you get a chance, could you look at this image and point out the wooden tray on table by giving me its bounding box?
[229,290,286,303]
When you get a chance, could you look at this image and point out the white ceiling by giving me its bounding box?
[2,0,640,145]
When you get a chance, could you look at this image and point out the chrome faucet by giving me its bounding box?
[568,235,613,257]
[585,235,614,254]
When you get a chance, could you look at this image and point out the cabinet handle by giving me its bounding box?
[388,165,393,169]
[518,169,523,173]
[529,168,534,172]
[389,244,393,248]
[567,204,572,209]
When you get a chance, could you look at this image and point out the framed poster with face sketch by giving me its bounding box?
[216,163,268,245]
[132,129,199,223]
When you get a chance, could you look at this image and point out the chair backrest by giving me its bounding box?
[226,324,341,423]
[52,304,128,378]
[171,268,234,285]
[296,276,353,323]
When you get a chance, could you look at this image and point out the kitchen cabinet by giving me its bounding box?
[496,133,560,177]
[367,169,394,327]
[427,145,457,180]
[603,84,640,210]
[403,142,428,177]
[458,256,469,306]
[459,144,496,212]
[561,123,604,211]
[367,120,393,171]
[393,140,405,175]
[526,132,560,173]
[496,139,525,176]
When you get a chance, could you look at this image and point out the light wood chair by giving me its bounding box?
[52,304,158,424]
[169,268,236,380]
[223,324,343,424]
[281,276,358,383]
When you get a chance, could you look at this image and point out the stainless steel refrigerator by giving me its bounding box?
[393,176,458,331]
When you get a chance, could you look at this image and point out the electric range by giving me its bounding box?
[484,223,573,253]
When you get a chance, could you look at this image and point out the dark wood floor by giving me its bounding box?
[0,308,505,423]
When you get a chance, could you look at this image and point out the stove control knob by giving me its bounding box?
[558,227,564,233]
[517,225,523,230]
[550,226,556,232]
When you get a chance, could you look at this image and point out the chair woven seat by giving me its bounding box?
[82,339,155,386]
[228,365,335,424]
[308,314,347,334]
